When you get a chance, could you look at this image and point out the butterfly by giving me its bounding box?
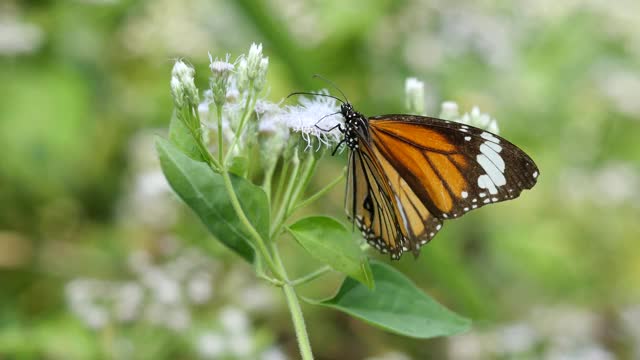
[291,85,539,260]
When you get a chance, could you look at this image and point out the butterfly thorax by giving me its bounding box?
[340,103,369,150]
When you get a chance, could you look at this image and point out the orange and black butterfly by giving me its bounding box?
[292,87,539,260]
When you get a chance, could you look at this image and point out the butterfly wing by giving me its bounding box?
[368,114,539,219]
[345,143,406,259]
[346,137,444,258]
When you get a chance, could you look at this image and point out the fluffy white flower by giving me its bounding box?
[284,90,342,150]
[208,53,234,74]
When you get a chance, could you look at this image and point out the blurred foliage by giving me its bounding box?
[1,0,639,359]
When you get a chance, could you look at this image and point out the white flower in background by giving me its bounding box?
[197,332,227,359]
[238,284,276,311]
[228,332,253,357]
[0,16,44,55]
[260,347,288,360]
[455,105,500,134]
[447,305,616,358]
[597,67,640,117]
[219,306,250,335]
[165,306,191,331]
[491,323,539,356]
[285,90,342,150]
[65,278,111,329]
[66,244,223,333]
[366,351,412,360]
[405,77,426,115]
[186,271,213,304]
[114,282,144,322]
[65,279,145,329]
[560,162,639,208]
[403,77,499,133]
[439,101,460,120]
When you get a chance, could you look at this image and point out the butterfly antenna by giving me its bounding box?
[286,92,344,104]
[312,74,350,104]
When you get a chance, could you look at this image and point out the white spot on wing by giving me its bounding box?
[395,194,410,230]
[533,171,538,179]
[481,131,500,143]
[486,141,502,153]
[478,174,498,195]
[464,136,471,141]
[477,155,506,187]
[479,144,505,173]
[461,191,468,198]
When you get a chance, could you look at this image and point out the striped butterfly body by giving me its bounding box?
[339,102,539,260]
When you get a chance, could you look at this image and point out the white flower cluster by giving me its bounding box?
[404,77,499,134]
[439,101,500,134]
[193,43,345,164]
[65,243,218,331]
[405,77,426,115]
[447,305,620,359]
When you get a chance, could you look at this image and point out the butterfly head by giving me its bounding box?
[339,103,369,150]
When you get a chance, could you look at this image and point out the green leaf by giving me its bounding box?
[228,156,249,177]
[169,110,204,162]
[307,261,470,338]
[156,137,271,263]
[288,216,374,289]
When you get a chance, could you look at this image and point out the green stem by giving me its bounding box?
[282,283,314,360]
[288,154,318,213]
[293,170,345,212]
[215,103,224,164]
[262,158,278,204]
[187,109,220,171]
[290,265,332,287]
[271,242,314,360]
[224,85,255,166]
[270,152,301,238]
[220,170,282,278]
[273,160,290,210]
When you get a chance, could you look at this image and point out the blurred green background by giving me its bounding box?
[1,0,639,359]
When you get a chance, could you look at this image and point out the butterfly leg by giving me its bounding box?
[331,139,346,156]
[315,123,344,133]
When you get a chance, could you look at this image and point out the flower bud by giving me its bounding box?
[209,53,234,107]
[254,57,269,92]
[405,77,426,115]
[246,43,263,81]
[439,101,459,120]
[170,60,199,110]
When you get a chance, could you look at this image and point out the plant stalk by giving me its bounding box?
[271,242,314,360]
[220,170,282,279]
